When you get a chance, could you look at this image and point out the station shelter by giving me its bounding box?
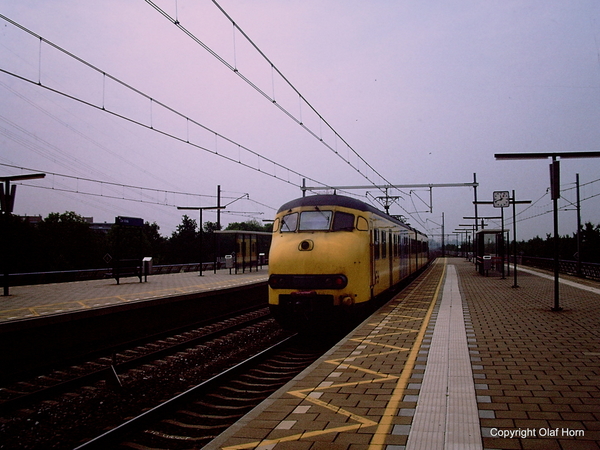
[475,228,508,276]
[216,230,271,273]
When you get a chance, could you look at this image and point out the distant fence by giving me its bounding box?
[2,256,596,286]
[520,256,600,281]
[433,252,600,281]
[1,262,225,287]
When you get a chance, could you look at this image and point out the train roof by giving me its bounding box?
[277,194,427,237]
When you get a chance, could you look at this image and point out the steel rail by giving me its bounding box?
[73,334,298,450]
[0,307,270,413]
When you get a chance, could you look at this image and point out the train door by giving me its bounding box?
[414,230,419,270]
[400,232,409,278]
[370,222,376,296]
[388,231,393,288]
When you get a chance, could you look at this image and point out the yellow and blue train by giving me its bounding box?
[268,194,429,330]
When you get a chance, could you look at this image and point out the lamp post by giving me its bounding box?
[1,173,46,296]
[495,151,600,311]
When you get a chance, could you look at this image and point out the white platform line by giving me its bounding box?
[406,265,482,450]
[517,266,600,295]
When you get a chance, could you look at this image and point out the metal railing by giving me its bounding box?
[520,256,600,281]
[1,262,224,287]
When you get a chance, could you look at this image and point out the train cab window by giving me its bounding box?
[356,216,369,231]
[332,212,355,231]
[299,210,333,231]
[280,212,298,232]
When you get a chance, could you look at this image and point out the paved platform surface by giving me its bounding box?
[209,258,600,450]
[0,268,268,322]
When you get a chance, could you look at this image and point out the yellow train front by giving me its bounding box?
[268,194,428,331]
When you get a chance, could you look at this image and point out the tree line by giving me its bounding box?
[3,212,598,273]
[2,212,272,273]
[516,222,600,263]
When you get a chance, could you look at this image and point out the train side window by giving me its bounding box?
[356,216,369,231]
[272,218,280,232]
[332,212,355,231]
[281,213,298,232]
[299,210,332,231]
[374,230,380,260]
[381,231,387,259]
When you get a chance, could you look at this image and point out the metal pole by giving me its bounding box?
[1,174,47,295]
[2,208,8,296]
[215,185,221,274]
[441,213,445,257]
[473,173,479,270]
[199,209,203,277]
[500,206,505,279]
[512,190,519,288]
[576,174,582,277]
[551,158,561,311]
[2,181,8,296]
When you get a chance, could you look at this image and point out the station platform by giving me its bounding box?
[0,267,268,323]
[209,258,600,450]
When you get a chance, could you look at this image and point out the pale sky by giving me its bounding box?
[1,0,599,245]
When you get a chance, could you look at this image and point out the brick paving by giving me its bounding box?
[5,258,597,448]
[457,259,600,450]
[209,260,447,449]
[210,258,600,450]
[0,267,268,322]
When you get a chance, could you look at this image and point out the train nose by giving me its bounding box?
[298,239,314,251]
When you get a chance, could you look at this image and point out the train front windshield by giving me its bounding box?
[279,210,355,232]
[299,211,332,231]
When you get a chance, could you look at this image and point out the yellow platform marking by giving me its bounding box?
[368,259,446,449]
[222,259,446,450]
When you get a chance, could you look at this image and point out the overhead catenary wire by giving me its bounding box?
[0,14,333,194]
[0,162,267,210]
[144,0,395,192]
[496,178,600,229]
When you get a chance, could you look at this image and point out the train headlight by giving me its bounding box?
[298,240,314,251]
[341,295,354,306]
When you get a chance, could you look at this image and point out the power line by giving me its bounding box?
[0,14,331,192]
[0,163,275,214]
[144,0,393,191]
[1,163,212,200]
[0,80,186,192]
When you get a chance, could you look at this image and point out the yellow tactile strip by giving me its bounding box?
[211,259,447,450]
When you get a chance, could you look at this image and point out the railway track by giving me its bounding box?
[0,306,296,449]
[76,334,326,449]
[0,307,271,414]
